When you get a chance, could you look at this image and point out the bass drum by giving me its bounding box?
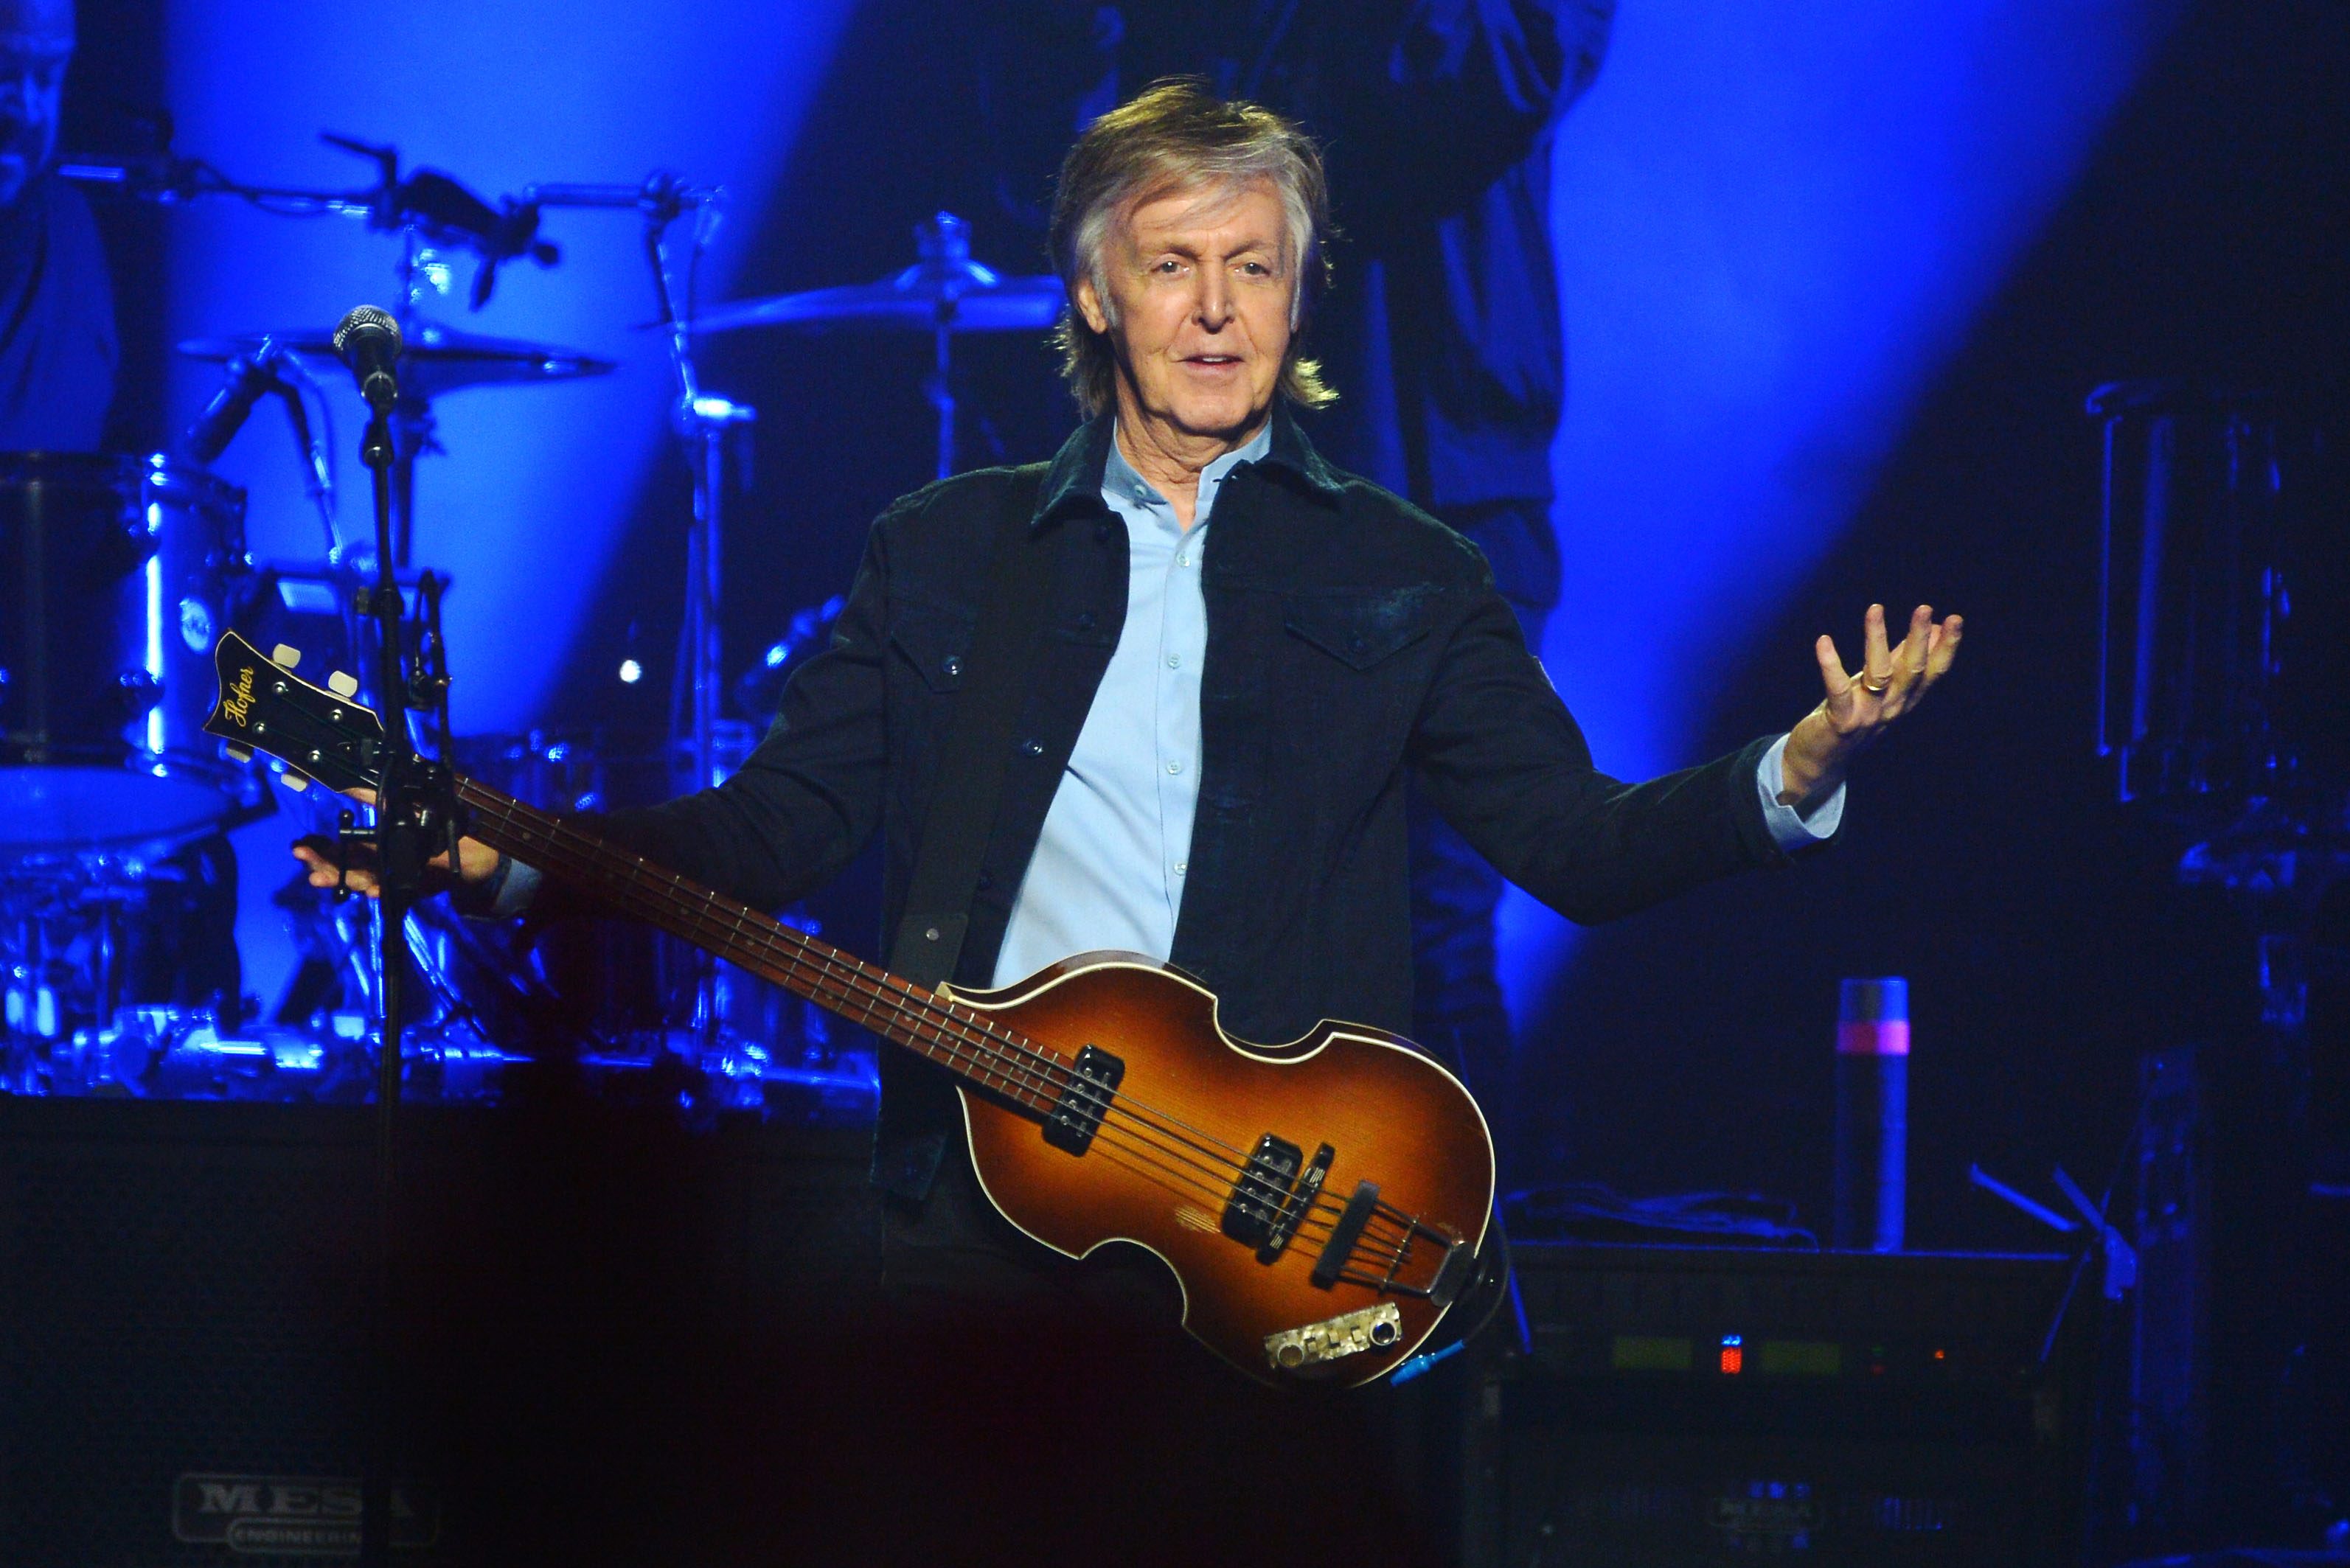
[0,453,260,853]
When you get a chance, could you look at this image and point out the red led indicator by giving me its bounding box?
[1719,1335,1743,1375]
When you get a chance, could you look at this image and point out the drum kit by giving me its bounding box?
[6,135,1071,1115]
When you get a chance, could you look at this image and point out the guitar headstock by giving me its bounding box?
[204,630,390,794]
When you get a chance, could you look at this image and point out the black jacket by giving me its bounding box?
[597,408,1804,1199]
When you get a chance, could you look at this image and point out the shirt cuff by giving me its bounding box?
[491,860,540,921]
[1756,733,1844,849]
[484,857,543,919]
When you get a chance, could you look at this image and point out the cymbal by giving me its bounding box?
[688,269,1066,336]
[178,318,615,400]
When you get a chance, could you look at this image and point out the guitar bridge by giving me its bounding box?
[1310,1180,1476,1305]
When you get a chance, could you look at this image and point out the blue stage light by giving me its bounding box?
[1498,0,2178,1024]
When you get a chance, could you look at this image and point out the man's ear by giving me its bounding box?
[1073,272,1110,336]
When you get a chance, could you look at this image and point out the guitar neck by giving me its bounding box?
[451,778,1057,1112]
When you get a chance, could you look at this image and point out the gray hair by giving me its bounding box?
[1048,78,1335,419]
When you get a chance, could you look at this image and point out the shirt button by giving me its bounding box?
[1173,862,1187,875]
[1167,761,1183,775]
[942,655,962,677]
[1021,737,1044,756]
[1175,555,1188,568]
[1165,654,1181,669]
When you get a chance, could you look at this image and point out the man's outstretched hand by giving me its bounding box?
[289,788,503,901]
[1778,602,1963,806]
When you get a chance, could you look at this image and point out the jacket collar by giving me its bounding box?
[1032,402,1345,529]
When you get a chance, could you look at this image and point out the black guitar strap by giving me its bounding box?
[886,467,1051,989]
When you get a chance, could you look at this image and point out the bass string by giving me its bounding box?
[457,787,1412,1254]
[476,803,1419,1261]
[467,785,1397,1241]
[456,790,1402,1255]
[466,806,1422,1267]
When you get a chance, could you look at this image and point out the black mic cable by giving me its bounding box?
[183,341,286,464]
[268,369,342,558]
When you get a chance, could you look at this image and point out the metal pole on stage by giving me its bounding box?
[337,305,414,1568]
[619,176,748,1047]
[330,306,460,1568]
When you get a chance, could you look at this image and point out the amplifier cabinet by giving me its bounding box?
[1461,1242,2088,1567]
[0,1097,879,1567]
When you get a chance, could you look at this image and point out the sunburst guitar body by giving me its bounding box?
[203,630,1498,1386]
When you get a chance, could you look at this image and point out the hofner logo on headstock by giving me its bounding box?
[219,664,258,728]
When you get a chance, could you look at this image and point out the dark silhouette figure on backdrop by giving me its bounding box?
[0,0,112,450]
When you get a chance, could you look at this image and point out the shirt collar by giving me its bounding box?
[1102,419,1270,516]
[1033,402,1345,529]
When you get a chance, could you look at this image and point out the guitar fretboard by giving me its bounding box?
[451,778,1066,1113]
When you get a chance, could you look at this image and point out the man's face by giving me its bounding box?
[0,18,71,209]
[1076,178,1295,444]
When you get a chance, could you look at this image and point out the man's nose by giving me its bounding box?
[1193,268,1234,330]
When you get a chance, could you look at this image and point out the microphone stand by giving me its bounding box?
[351,383,459,1568]
[529,175,745,1053]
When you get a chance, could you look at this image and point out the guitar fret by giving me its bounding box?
[205,624,1497,1387]
[451,779,1060,1114]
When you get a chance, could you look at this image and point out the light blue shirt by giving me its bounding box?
[989,422,1842,985]
[501,427,1846,944]
[991,425,1267,986]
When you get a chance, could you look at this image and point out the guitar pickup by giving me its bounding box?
[1231,1142,1325,1260]
[1042,1045,1123,1155]
[1221,1133,1303,1250]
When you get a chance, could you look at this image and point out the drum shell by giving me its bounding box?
[0,453,156,764]
[0,453,253,851]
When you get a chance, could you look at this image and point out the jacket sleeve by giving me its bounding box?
[543,512,897,914]
[1405,584,1793,925]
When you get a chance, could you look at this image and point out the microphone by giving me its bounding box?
[184,343,286,464]
[332,305,403,411]
[268,374,339,548]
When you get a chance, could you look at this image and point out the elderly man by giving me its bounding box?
[300,78,1956,1558]
[303,80,1956,1282]
[0,0,112,450]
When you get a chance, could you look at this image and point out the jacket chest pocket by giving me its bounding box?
[886,602,976,791]
[1282,587,1441,669]
[1275,587,1445,758]
[888,601,975,694]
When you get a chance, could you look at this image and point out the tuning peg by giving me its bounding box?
[279,770,310,792]
[223,744,253,764]
[271,644,302,669]
[327,671,360,699]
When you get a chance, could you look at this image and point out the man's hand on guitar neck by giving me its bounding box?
[288,787,504,902]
